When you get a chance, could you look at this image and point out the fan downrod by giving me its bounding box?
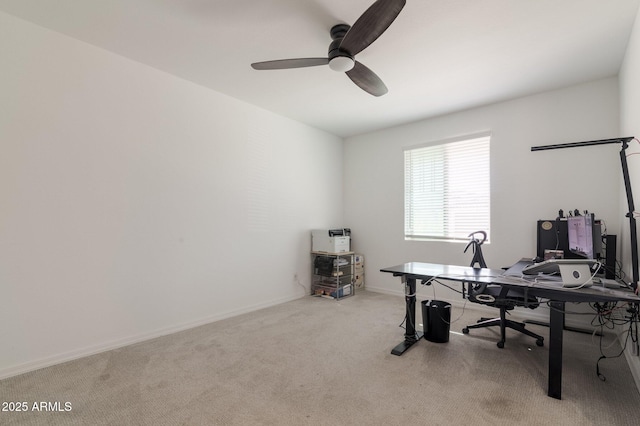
[330,24,351,40]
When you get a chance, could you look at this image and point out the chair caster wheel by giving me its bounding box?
[462,327,469,334]
[536,339,544,347]
[497,341,505,348]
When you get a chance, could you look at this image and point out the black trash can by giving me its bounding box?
[421,300,451,343]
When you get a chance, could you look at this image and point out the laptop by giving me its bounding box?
[522,259,597,287]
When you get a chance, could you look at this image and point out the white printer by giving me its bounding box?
[311,229,351,253]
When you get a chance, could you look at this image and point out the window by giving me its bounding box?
[404,134,490,242]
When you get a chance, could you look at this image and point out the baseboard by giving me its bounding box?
[0,293,302,380]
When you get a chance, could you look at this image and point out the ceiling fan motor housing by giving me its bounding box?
[328,24,355,72]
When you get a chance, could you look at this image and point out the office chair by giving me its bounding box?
[461,231,544,348]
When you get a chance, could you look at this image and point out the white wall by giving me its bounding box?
[0,12,343,378]
[620,2,640,284]
[619,1,640,392]
[345,78,621,303]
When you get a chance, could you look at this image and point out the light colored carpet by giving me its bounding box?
[1,290,639,425]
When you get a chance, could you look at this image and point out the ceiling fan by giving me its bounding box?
[250,0,406,97]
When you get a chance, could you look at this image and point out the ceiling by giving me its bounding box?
[1,0,639,138]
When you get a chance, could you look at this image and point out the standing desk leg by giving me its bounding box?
[548,300,564,399]
[391,277,424,355]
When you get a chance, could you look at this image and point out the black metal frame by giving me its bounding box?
[531,137,638,290]
[390,275,423,355]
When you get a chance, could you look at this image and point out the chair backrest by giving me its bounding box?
[463,232,539,309]
[465,231,487,268]
[464,231,490,302]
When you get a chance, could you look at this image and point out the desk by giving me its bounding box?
[381,260,640,399]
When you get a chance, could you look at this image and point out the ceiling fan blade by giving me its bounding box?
[345,61,388,97]
[340,0,406,56]
[251,58,329,70]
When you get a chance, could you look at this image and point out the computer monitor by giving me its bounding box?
[567,214,601,259]
[537,216,613,278]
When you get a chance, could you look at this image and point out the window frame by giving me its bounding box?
[403,132,491,243]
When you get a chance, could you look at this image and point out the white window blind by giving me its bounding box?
[404,135,490,242]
